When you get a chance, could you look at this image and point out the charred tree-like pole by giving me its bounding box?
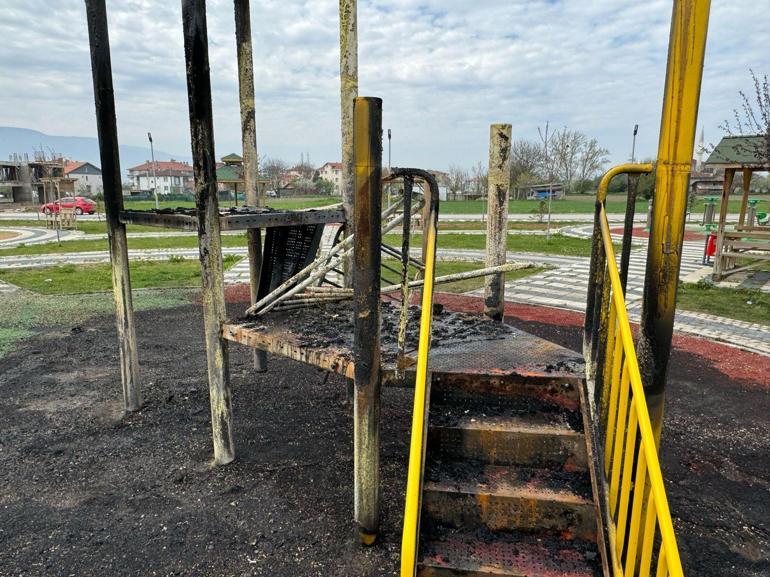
[352,96,382,545]
[619,174,639,293]
[182,0,234,465]
[85,0,141,412]
[339,0,358,287]
[233,0,267,371]
[484,124,512,321]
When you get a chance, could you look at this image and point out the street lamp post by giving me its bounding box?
[387,128,392,209]
[148,131,159,209]
[631,124,639,163]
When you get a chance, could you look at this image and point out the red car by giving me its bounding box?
[40,196,96,215]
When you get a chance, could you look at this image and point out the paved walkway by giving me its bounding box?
[466,225,770,356]
[0,221,767,356]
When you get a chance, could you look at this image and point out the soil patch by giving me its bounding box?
[0,230,20,241]
[0,296,767,576]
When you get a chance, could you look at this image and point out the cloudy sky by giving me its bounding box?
[0,0,765,170]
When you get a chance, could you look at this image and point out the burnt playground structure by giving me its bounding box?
[84,1,712,576]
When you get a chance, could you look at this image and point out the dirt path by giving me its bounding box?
[0,299,767,576]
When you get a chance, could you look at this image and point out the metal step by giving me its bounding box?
[431,372,581,413]
[422,460,596,541]
[417,526,601,577]
[427,407,587,471]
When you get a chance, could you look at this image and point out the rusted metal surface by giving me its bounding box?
[181,0,234,466]
[484,124,512,321]
[339,0,358,287]
[85,0,141,412]
[225,301,586,387]
[352,96,382,544]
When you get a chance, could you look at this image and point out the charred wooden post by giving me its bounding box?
[182,0,234,465]
[352,96,382,545]
[339,0,358,287]
[484,124,512,321]
[233,0,267,371]
[619,174,639,293]
[85,0,141,412]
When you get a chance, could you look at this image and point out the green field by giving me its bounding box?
[678,281,770,325]
[117,193,761,215]
[0,234,249,256]
[0,218,176,234]
[0,255,240,295]
[122,196,337,212]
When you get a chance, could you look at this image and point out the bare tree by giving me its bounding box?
[262,157,288,192]
[472,161,489,198]
[551,128,585,192]
[576,138,610,193]
[720,70,770,165]
[447,164,469,198]
[509,139,543,198]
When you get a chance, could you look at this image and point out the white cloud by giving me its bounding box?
[0,0,765,170]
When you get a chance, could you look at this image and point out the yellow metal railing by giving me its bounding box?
[399,175,440,577]
[591,165,684,577]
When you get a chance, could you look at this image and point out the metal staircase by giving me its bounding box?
[417,369,602,576]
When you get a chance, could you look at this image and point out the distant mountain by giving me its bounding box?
[0,127,190,180]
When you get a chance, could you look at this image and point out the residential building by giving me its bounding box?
[317,162,342,194]
[127,159,194,195]
[64,161,103,196]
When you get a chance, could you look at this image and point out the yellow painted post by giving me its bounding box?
[352,96,382,545]
[637,0,710,435]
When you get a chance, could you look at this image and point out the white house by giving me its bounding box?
[63,161,103,196]
[318,162,343,195]
[127,160,194,195]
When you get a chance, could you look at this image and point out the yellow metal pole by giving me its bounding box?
[400,177,439,577]
[637,0,710,436]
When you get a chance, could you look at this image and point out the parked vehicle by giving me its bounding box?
[40,196,96,215]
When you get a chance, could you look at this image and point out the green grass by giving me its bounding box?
[0,255,240,295]
[678,281,770,325]
[0,234,249,256]
[0,218,177,234]
[384,233,606,258]
[437,221,584,231]
[122,196,336,212]
[0,288,196,358]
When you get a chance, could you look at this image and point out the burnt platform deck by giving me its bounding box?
[222,302,585,387]
[120,206,346,231]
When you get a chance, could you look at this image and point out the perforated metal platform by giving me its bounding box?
[221,301,585,386]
